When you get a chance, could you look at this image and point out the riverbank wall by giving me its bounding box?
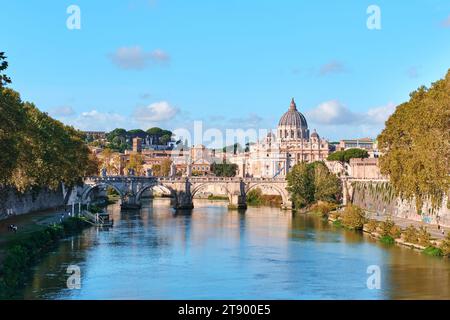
[349,180,450,227]
[0,185,67,220]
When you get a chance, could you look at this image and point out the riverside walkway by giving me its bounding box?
[366,212,449,241]
[0,207,71,264]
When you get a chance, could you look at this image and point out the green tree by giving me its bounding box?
[286,163,314,208]
[0,52,12,88]
[127,129,146,137]
[160,132,173,145]
[146,127,164,135]
[287,161,341,209]
[0,56,97,191]
[378,70,450,211]
[311,162,342,203]
[106,128,127,142]
[0,88,26,183]
[222,143,242,154]
[327,148,369,163]
[146,127,173,145]
[247,188,263,206]
[211,162,238,177]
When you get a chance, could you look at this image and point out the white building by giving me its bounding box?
[230,98,331,178]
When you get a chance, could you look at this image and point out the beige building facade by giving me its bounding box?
[237,98,330,178]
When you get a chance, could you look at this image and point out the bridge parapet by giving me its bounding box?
[86,175,287,183]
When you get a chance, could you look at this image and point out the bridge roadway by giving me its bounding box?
[81,176,291,210]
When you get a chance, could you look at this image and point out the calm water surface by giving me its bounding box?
[20,199,450,299]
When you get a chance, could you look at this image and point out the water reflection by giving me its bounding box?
[19,199,450,300]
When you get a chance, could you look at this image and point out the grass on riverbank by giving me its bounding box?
[423,246,443,257]
[380,235,395,245]
[329,205,450,258]
[207,195,229,201]
[0,217,90,299]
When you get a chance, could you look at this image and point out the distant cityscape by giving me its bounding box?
[85,98,382,181]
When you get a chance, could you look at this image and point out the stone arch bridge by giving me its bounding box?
[80,176,291,210]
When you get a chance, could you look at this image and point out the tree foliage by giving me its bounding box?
[211,162,238,177]
[286,161,342,208]
[146,127,173,145]
[126,153,144,175]
[377,70,450,211]
[327,148,369,163]
[0,52,12,88]
[99,148,120,174]
[105,127,173,152]
[153,158,172,177]
[341,205,366,230]
[0,89,26,183]
[0,56,98,190]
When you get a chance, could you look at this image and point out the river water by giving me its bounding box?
[19,199,450,299]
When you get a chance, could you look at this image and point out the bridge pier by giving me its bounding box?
[173,191,194,210]
[228,193,247,210]
[281,200,293,210]
[228,179,247,210]
[121,194,141,210]
[171,178,194,210]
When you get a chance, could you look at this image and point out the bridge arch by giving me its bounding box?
[82,183,124,203]
[136,183,175,204]
[245,183,289,205]
[191,183,232,202]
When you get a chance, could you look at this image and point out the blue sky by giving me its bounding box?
[1,0,450,141]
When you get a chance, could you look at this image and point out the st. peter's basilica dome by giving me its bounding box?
[278,98,310,140]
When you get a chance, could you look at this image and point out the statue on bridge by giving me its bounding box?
[185,163,192,177]
[170,162,177,178]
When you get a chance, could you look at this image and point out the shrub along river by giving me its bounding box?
[17,199,450,299]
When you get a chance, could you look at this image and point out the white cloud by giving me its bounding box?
[48,105,75,117]
[306,100,357,125]
[51,100,183,132]
[133,101,179,122]
[52,110,130,131]
[366,103,396,124]
[109,46,170,70]
[306,100,396,139]
[77,110,129,131]
[319,60,346,76]
[149,49,170,62]
[307,100,395,126]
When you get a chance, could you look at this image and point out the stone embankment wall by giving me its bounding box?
[349,180,450,227]
[0,186,67,220]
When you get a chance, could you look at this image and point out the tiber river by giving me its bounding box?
[20,199,450,300]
